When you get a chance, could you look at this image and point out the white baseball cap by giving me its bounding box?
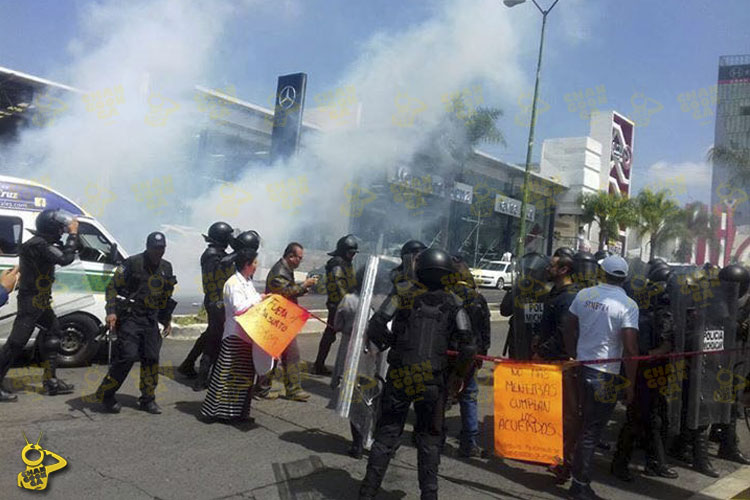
[599,255,629,277]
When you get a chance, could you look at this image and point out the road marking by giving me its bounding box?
[689,466,750,499]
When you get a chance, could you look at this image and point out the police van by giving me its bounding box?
[0,175,127,366]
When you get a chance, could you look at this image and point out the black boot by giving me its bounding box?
[0,387,18,402]
[717,416,750,465]
[692,430,719,478]
[643,461,678,479]
[668,433,692,463]
[44,378,75,396]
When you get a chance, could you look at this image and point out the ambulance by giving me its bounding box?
[0,175,127,366]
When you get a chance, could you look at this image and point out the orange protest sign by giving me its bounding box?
[235,294,310,358]
[494,362,563,465]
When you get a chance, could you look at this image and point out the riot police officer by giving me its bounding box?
[95,232,177,414]
[359,248,476,500]
[710,264,750,465]
[389,240,427,288]
[501,252,551,360]
[669,264,745,476]
[178,222,236,390]
[612,264,679,480]
[312,234,358,375]
[0,209,80,401]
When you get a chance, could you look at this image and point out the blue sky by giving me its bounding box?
[1,0,749,205]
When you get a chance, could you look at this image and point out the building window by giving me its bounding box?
[0,216,22,255]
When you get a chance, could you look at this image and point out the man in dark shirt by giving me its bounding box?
[535,250,580,482]
[0,210,80,402]
[259,242,317,401]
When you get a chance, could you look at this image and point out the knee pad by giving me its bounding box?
[43,335,61,354]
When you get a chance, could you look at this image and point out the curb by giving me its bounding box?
[170,314,508,340]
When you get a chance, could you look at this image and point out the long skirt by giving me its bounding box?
[200,335,255,421]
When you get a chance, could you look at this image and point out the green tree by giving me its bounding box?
[579,191,638,252]
[635,189,683,261]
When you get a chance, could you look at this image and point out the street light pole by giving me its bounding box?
[505,0,561,264]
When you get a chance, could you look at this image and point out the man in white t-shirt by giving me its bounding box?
[566,255,639,500]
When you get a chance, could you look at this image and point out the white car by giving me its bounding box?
[471,261,513,289]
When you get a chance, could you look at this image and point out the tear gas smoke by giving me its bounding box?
[3,0,553,297]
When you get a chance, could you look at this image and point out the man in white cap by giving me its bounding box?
[565,254,639,500]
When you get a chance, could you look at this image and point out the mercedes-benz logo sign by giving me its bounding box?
[278,85,297,110]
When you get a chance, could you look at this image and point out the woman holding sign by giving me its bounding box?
[200,247,272,424]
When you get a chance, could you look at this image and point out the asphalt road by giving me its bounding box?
[1,322,749,499]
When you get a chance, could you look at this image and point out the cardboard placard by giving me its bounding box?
[235,294,310,358]
[494,363,563,465]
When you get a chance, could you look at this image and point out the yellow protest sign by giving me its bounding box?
[235,295,310,358]
[494,363,563,465]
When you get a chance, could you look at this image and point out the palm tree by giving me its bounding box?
[707,145,750,185]
[579,191,638,251]
[635,189,683,261]
[428,96,504,255]
[673,201,720,263]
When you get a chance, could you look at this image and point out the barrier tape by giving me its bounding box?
[446,347,750,367]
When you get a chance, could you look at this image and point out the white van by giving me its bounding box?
[0,175,127,366]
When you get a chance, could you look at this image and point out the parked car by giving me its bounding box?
[0,175,127,367]
[471,260,513,289]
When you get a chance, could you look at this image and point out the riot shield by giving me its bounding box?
[683,270,738,429]
[511,253,551,360]
[335,256,390,448]
[50,259,96,316]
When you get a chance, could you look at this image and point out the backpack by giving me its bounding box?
[390,290,456,371]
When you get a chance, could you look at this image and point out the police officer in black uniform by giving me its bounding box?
[312,234,358,375]
[612,263,679,481]
[0,209,80,402]
[389,240,427,288]
[359,248,476,500]
[711,264,750,465]
[178,222,234,380]
[95,232,177,414]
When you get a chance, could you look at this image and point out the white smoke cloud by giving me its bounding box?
[4,0,583,297]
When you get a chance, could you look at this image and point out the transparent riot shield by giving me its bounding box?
[511,253,551,360]
[684,271,738,429]
[50,258,96,316]
[335,255,393,448]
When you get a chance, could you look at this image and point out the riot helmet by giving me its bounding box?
[415,248,453,290]
[648,265,672,283]
[553,247,576,260]
[719,264,750,298]
[35,209,73,239]
[204,222,234,248]
[400,240,427,258]
[232,230,261,252]
[648,257,667,267]
[328,234,358,257]
[519,252,550,282]
[573,251,598,287]
[146,231,167,249]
